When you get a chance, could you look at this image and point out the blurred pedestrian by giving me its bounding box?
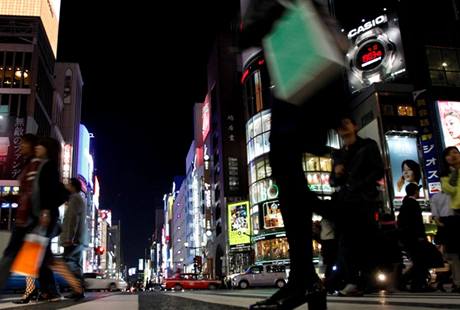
[0,134,59,303]
[60,177,87,299]
[240,0,350,308]
[439,146,460,292]
[330,116,384,296]
[31,137,84,300]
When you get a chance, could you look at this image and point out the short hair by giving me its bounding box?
[335,114,357,128]
[405,183,419,196]
[69,177,82,192]
[21,133,38,146]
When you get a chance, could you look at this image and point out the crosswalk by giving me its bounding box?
[167,290,460,309]
[0,290,459,309]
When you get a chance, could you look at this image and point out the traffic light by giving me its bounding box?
[196,256,202,271]
[193,256,198,269]
[95,246,105,255]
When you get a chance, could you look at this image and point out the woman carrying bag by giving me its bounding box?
[13,137,84,301]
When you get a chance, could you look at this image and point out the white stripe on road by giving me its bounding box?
[65,294,138,310]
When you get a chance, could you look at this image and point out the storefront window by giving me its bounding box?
[255,237,289,262]
[263,200,283,229]
[303,155,333,195]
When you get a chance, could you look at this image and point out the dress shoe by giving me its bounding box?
[338,284,363,297]
[12,297,31,304]
[12,288,38,304]
[249,285,327,310]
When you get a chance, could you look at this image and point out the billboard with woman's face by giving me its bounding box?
[436,101,460,149]
[386,135,424,200]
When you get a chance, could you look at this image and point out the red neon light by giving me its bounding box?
[258,59,265,65]
[361,44,383,64]
[241,69,249,84]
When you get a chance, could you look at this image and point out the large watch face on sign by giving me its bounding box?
[356,41,385,70]
[346,12,406,93]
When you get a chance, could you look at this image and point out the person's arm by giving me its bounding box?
[441,176,457,195]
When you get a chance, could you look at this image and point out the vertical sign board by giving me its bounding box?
[228,201,251,246]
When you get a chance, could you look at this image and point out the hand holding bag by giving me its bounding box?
[10,232,49,278]
[263,0,348,105]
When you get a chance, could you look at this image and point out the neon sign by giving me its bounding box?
[357,42,385,70]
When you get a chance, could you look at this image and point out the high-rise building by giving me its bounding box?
[203,1,249,277]
[0,1,63,249]
[54,62,84,180]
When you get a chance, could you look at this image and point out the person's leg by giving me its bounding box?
[250,100,326,309]
[446,253,460,291]
[49,258,83,298]
[0,227,29,292]
[63,245,84,286]
[38,245,59,299]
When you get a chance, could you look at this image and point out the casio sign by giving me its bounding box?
[347,15,388,39]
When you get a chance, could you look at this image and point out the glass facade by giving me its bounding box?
[243,52,338,265]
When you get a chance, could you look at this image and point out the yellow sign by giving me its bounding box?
[0,0,61,56]
[228,201,251,246]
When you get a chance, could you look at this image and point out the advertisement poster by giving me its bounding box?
[346,12,406,93]
[436,101,460,149]
[263,200,284,229]
[228,201,251,246]
[386,135,424,199]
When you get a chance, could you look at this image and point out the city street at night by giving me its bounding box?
[0,290,460,309]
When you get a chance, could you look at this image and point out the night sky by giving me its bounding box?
[56,1,236,268]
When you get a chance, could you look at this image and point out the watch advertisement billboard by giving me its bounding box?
[228,201,251,246]
[346,12,406,93]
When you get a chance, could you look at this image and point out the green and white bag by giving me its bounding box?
[263,0,347,105]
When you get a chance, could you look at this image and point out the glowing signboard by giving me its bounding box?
[228,201,251,246]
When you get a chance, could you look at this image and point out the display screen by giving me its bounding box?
[357,42,385,70]
[263,200,284,229]
[228,201,251,246]
[255,237,289,262]
[386,135,424,200]
[436,101,460,149]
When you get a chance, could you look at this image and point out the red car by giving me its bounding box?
[162,273,221,290]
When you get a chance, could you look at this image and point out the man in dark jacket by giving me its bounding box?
[330,116,384,296]
[397,183,432,291]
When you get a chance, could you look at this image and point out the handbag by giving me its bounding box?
[262,0,347,105]
[10,233,49,278]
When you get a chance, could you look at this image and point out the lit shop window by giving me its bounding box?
[255,237,289,262]
[397,105,415,116]
[303,155,333,194]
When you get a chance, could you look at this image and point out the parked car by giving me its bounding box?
[161,273,221,291]
[232,264,288,289]
[2,273,70,293]
[84,273,127,291]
